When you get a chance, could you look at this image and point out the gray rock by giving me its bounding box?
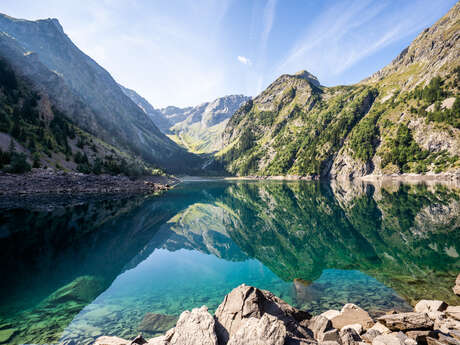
[227,314,286,345]
[377,312,434,331]
[340,327,362,345]
[214,284,312,345]
[168,306,217,345]
[131,334,147,345]
[372,332,407,345]
[341,324,364,335]
[309,315,334,341]
[415,300,448,313]
[362,329,382,343]
[426,334,460,345]
[368,323,391,335]
[138,313,178,334]
[405,330,439,345]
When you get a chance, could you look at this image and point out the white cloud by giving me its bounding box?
[237,56,252,66]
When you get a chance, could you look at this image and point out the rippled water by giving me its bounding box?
[0,180,459,344]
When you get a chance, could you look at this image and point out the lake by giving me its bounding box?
[0,180,459,344]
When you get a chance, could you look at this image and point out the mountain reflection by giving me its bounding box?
[0,179,459,344]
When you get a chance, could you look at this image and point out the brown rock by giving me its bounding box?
[214,284,312,345]
[330,304,374,330]
[362,329,382,343]
[377,312,434,331]
[446,306,460,321]
[372,332,408,345]
[406,330,439,345]
[427,334,460,345]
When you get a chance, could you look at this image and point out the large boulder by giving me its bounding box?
[330,304,374,330]
[227,314,286,345]
[214,284,312,344]
[377,312,434,331]
[167,306,217,345]
[415,301,448,313]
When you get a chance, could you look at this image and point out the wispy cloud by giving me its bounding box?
[237,55,252,66]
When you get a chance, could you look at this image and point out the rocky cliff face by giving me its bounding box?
[220,3,460,178]
[0,14,198,172]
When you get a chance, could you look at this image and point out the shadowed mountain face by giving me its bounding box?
[0,181,458,344]
[0,14,200,172]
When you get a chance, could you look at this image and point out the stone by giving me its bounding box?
[446,306,460,321]
[331,304,374,330]
[406,330,438,345]
[377,312,434,331]
[321,310,341,320]
[415,300,448,313]
[341,324,364,335]
[214,284,312,344]
[168,306,217,345]
[309,315,334,341]
[138,313,178,334]
[146,336,168,345]
[369,323,391,335]
[340,327,362,345]
[131,334,147,344]
[372,332,407,345]
[362,329,382,343]
[227,314,286,345]
[453,274,460,296]
[427,334,460,345]
[94,336,130,345]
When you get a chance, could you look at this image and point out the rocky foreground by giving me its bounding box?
[94,279,460,345]
[0,169,178,195]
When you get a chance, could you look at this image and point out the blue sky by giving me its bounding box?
[0,0,457,107]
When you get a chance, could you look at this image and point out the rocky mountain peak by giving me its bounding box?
[293,70,321,87]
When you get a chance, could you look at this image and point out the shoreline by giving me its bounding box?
[93,281,460,345]
[0,169,179,196]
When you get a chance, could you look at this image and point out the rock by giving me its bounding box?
[426,334,460,345]
[339,327,362,345]
[446,306,460,321]
[405,330,439,345]
[341,324,364,335]
[227,314,286,345]
[321,310,341,320]
[146,336,168,345]
[138,313,178,334]
[167,306,217,345]
[415,301,448,313]
[372,332,407,345]
[94,336,130,345]
[362,329,382,343]
[453,274,460,296]
[214,284,312,344]
[309,315,334,341]
[377,312,434,331]
[430,311,460,333]
[330,304,374,330]
[131,334,147,344]
[369,323,391,335]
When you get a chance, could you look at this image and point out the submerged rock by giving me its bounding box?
[138,313,178,334]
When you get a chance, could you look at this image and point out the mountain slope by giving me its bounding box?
[163,95,250,153]
[0,14,198,172]
[220,3,460,178]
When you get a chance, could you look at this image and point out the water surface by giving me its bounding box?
[0,180,459,344]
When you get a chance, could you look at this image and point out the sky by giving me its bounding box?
[0,0,457,108]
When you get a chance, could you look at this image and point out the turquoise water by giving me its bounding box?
[0,180,459,344]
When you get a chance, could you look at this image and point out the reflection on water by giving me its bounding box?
[0,180,459,344]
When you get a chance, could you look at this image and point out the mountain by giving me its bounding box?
[118,84,172,133]
[219,3,459,178]
[162,95,251,153]
[0,14,198,173]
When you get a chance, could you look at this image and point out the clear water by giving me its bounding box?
[0,180,459,344]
